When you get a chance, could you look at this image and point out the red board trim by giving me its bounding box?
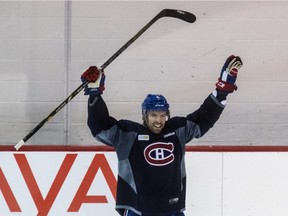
[1,145,288,152]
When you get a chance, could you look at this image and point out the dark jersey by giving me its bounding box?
[87,94,224,216]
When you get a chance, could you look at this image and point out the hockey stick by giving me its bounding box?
[14,9,196,150]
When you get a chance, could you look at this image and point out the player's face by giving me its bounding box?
[145,110,167,134]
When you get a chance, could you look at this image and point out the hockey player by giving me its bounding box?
[81,55,243,216]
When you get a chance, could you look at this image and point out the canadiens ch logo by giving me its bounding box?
[144,142,174,166]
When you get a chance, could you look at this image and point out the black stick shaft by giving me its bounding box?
[21,12,163,143]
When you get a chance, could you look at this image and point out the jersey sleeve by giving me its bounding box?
[186,93,225,137]
[87,95,116,136]
[87,95,138,151]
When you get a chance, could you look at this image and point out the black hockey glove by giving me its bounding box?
[216,55,243,93]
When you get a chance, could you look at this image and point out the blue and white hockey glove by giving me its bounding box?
[81,66,105,95]
[216,55,243,93]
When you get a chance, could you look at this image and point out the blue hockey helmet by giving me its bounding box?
[141,94,170,113]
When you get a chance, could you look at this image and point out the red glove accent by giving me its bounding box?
[81,66,100,83]
[216,78,238,93]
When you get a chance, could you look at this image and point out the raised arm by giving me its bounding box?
[187,55,243,136]
[80,66,116,136]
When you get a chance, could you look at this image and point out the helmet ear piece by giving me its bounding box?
[166,110,171,119]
